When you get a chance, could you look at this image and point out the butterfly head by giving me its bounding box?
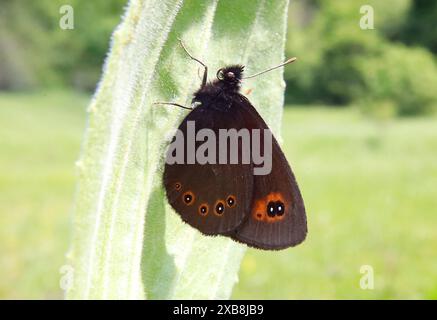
[216,65,244,90]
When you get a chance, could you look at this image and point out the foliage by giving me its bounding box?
[286,0,437,116]
[0,0,124,90]
[65,0,289,299]
[1,0,436,116]
[358,44,437,116]
[400,0,437,53]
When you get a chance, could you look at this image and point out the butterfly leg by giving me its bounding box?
[153,102,193,110]
[178,38,208,88]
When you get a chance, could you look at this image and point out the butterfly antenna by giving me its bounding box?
[243,57,297,79]
[153,102,192,110]
[178,38,208,87]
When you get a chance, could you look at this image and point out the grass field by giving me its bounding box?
[1,91,436,299]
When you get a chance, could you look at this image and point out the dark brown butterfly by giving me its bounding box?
[161,40,307,250]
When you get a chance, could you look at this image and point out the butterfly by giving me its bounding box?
[160,39,307,250]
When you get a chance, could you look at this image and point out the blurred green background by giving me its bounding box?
[1,0,436,299]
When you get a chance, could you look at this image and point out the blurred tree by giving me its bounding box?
[285,0,437,116]
[0,0,57,89]
[400,0,437,53]
[358,44,437,116]
[0,0,125,91]
[1,0,436,116]
[61,1,126,90]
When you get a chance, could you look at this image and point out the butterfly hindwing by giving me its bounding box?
[164,104,254,235]
[230,96,307,249]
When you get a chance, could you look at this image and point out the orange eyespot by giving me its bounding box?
[174,182,182,191]
[182,191,195,205]
[214,200,225,216]
[226,195,236,208]
[252,192,287,223]
[198,203,209,216]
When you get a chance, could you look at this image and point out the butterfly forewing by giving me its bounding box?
[164,105,254,235]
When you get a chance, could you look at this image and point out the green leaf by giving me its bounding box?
[66,0,289,299]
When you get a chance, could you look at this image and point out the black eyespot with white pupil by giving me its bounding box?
[200,205,207,215]
[215,202,225,215]
[267,201,276,217]
[226,196,235,207]
[183,192,193,204]
[266,200,285,217]
[276,201,285,216]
